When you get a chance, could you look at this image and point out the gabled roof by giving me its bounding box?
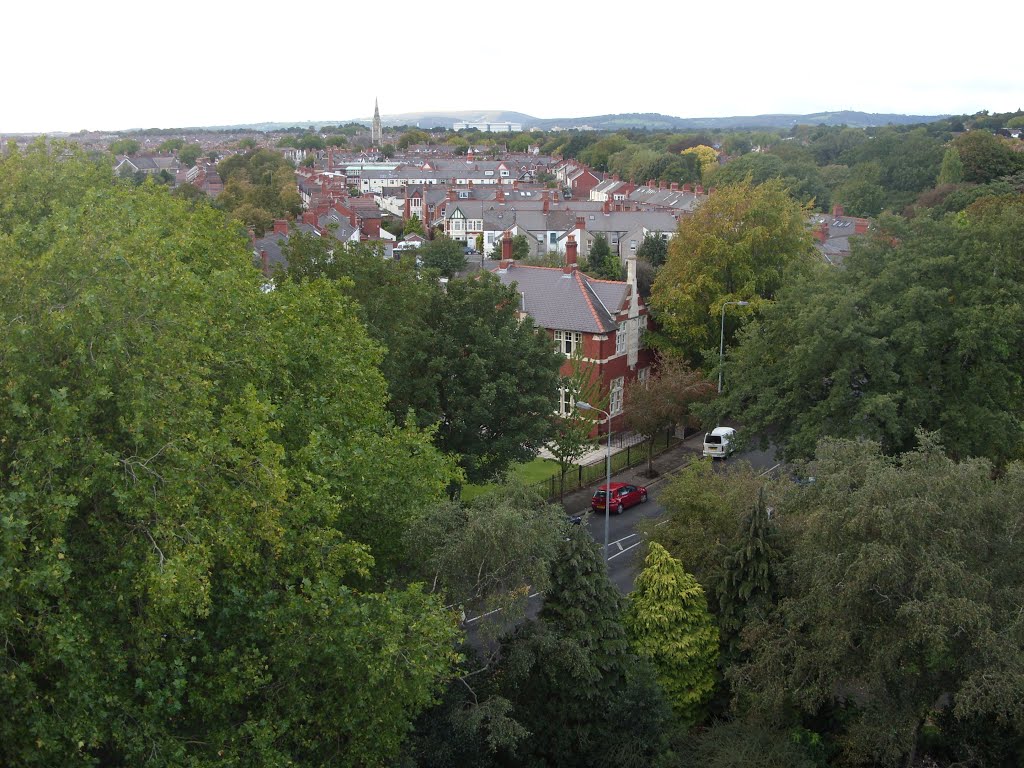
[252,222,320,271]
[491,264,630,334]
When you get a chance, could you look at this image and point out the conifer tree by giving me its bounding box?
[498,527,634,766]
[589,234,622,280]
[625,542,718,726]
[715,488,779,664]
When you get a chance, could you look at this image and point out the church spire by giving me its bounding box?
[372,98,382,147]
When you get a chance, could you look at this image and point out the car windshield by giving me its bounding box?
[594,490,608,499]
[705,435,722,444]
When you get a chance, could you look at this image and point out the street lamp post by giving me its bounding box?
[718,300,750,394]
[576,401,612,564]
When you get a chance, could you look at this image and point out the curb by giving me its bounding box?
[563,441,705,516]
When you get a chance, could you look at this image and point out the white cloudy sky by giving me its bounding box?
[3,0,1020,133]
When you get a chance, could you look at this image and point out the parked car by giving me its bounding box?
[702,426,736,459]
[591,482,648,514]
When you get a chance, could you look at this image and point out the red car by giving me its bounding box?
[591,482,648,514]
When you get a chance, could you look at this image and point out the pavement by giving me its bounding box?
[558,429,708,515]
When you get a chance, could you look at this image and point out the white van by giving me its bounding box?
[703,426,736,459]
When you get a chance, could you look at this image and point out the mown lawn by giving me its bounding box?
[460,457,562,501]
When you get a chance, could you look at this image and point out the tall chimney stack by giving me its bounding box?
[499,229,513,269]
[564,234,578,275]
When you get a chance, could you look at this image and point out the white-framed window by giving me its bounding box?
[557,384,575,415]
[452,219,464,231]
[637,316,647,349]
[553,329,582,356]
[615,321,627,355]
[610,377,624,415]
[637,366,649,384]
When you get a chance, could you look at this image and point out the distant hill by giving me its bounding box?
[363,109,948,131]
[525,111,949,131]
[106,110,950,135]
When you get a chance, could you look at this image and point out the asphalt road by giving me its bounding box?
[575,442,781,594]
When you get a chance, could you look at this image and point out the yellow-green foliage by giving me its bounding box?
[625,542,718,725]
[681,144,719,182]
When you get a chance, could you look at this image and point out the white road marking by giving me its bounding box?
[464,591,544,624]
[608,540,644,560]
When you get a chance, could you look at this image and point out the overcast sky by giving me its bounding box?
[4,0,1020,134]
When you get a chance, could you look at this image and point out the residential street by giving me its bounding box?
[561,430,780,594]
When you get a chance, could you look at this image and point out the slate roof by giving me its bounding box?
[252,223,320,271]
[491,264,629,334]
[569,210,679,235]
[628,187,702,212]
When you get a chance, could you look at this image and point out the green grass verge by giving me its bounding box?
[460,457,562,502]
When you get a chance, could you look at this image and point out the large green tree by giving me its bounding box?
[420,235,467,277]
[953,129,1023,183]
[732,436,1024,767]
[403,484,565,639]
[427,275,561,484]
[0,146,460,767]
[283,237,561,485]
[650,178,815,363]
[497,527,672,767]
[716,194,1024,464]
[109,137,140,155]
[177,143,202,168]
[649,461,769,595]
[635,231,668,268]
[588,233,621,280]
[216,148,301,233]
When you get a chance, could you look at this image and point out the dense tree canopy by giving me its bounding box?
[216,149,301,234]
[732,436,1024,767]
[497,527,672,767]
[283,235,561,485]
[0,145,460,767]
[716,194,1024,464]
[419,235,467,277]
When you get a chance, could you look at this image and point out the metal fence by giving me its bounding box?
[532,427,681,501]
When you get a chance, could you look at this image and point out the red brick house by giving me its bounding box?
[491,232,655,435]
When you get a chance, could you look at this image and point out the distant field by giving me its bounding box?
[460,457,561,501]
